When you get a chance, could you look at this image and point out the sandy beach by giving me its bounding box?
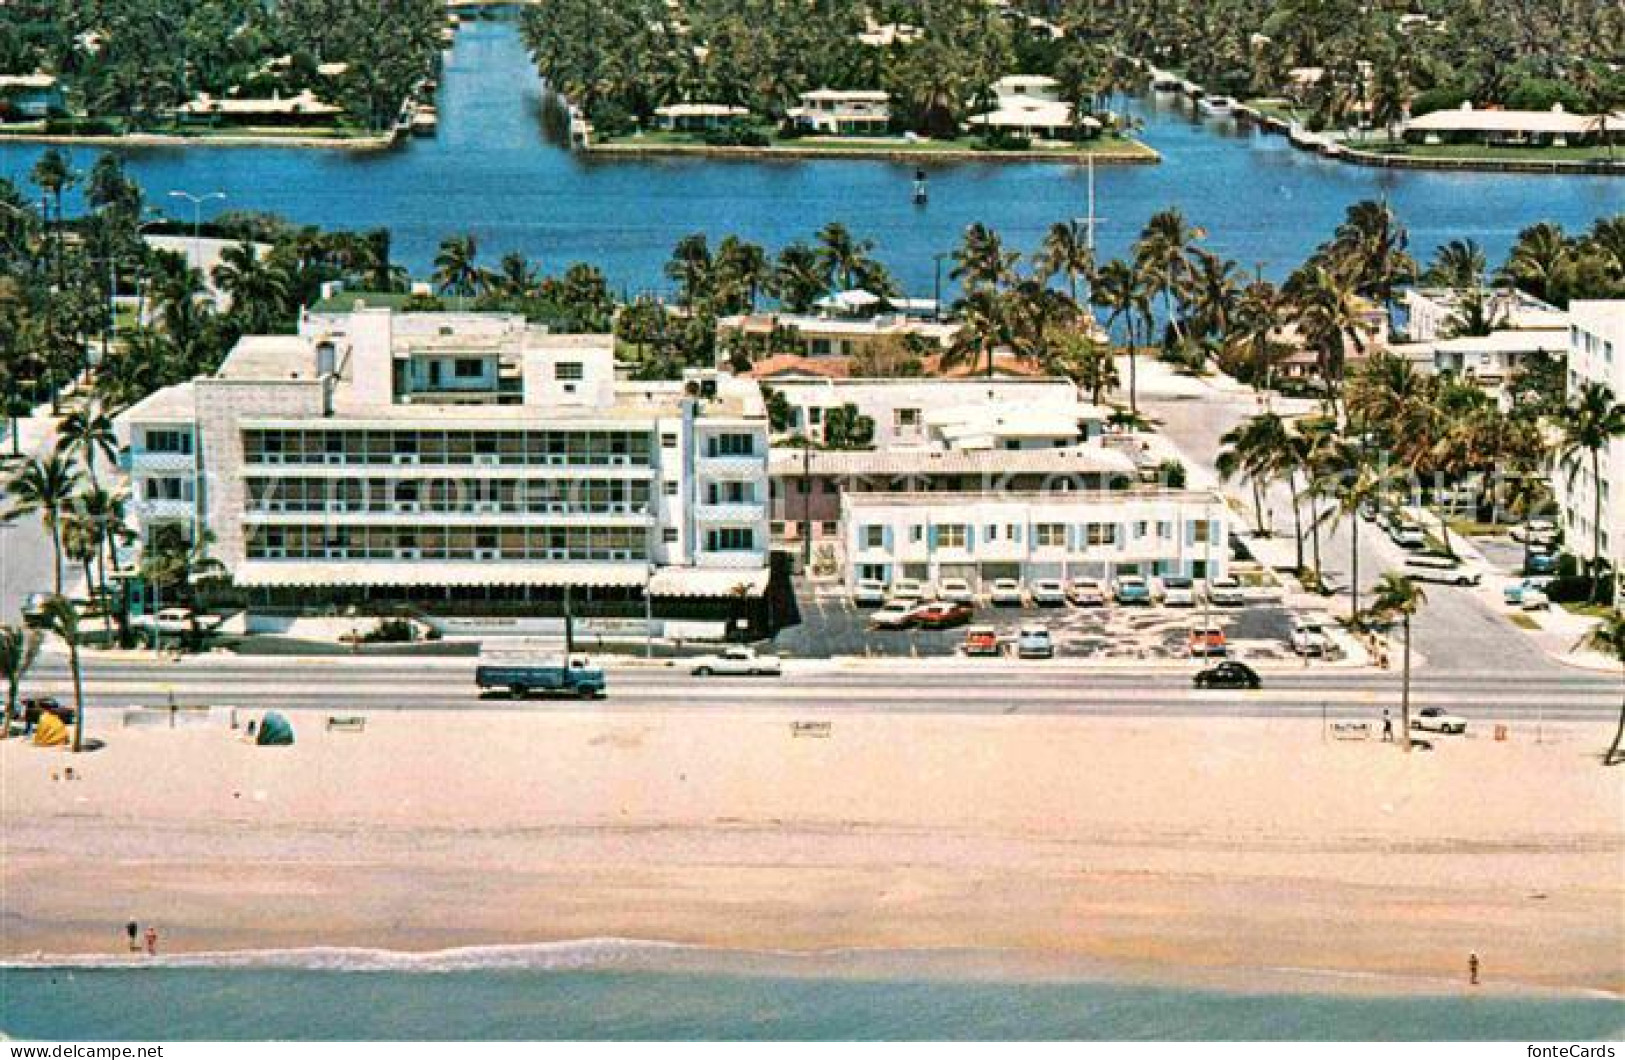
[2,711,1620,995]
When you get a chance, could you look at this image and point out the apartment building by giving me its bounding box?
[1559,301,1625,570]
[842,490,1229,591]
[116,307,775,626]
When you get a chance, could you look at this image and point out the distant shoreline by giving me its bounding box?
[581,141,1162,165]
[0,129,399,152]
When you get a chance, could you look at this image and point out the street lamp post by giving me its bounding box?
[931,252,949,322]
[167,190,226,272]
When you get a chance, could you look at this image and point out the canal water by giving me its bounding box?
[0,17,1617,295]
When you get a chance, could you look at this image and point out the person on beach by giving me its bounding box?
[1382,710,1393,742]
[125,921,139,952]
[1469,952,1479,985]
[144,926,158,956]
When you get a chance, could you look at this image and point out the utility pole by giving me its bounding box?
[932,252,948,321]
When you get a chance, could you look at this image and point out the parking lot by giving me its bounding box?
[774,583,1306,662]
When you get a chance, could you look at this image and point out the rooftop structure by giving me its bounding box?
[1403,104,1624,146]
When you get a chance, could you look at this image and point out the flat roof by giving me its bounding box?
[843,488,1224,507]
[232,561,648,589]
[216,336,317,380]
[770,445,1136,478]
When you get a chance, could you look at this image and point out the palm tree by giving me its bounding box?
[950,222,1019,295]
[1558,381,1625,603]
[433,234,485,307]
[1035,221,1094,306]
[493,252,539,299]
[73,483,131,642]
[1369,573,1426,752]
[38,596,86,753]
[1500,223,1572,305]
[1329,199,1415,320]
[213,242,291,333]
[0,623,39,740]
[1092,257,1149,415]
[56,398,119,491]
[1044,327,1117,405]
[6,452,82,595]
[944,287,1009,379]
[1217,412,1288,535]
[1424,239,1487,290]
[1292,264,1369,411]
[30,148,75,284]
[1313,439,1399,623]
[1582,613,1625,766]
[1133,207,1202,348]
[814,222,878,292]
[664,233,714,309]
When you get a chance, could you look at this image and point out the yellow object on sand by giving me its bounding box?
[33,713,68,747]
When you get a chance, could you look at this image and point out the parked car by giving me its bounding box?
[1016,623,1054,659]
[1113,575,1152,605]
[1193,661,1260,689]
[989,578,1025,607]
[1402,553,1481,586]
[1205,576,1246,606]
[1290,617,1332,657]
[1411,706,1467,735]
[909,601,974,629]
[1155,576,1195,607]
[1389,523,1427,549]
[938,577,975,604]
[891,578,928,603]
[1187,624,1227,657]
[1503,577,1553,609]
[962,624,1001,656]
[852,579,888,607]
[1524,550,1558,575]
[1510,520,1557,545]
[21,592,53,629]
[867,602,916,630]
[1030,578,1067,606]
[690,647,782,676]
[1067,578,1108,607]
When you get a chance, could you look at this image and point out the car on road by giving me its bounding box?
[908,601,974,630]
[21,592,53,629]
[938,577,975,604]
[852,579,888,607]
[1113,575,1152,605]
[1066,578,1108,607]
[1205,576,1246,606]
[1016,623,1054,659]
[1503,577,1552,609]
[1155,576,1195,607]
[891,578,928,603]
[867,602,917,630]
[1290,617,1333,657]
[962,624,1001,656]
[1187,624,1227,657]
[1193,661,1260,689]
[1410,706,1467,735]
[1511,520,1557,545]
[1402,553,1481,586]
[989,578,1025,607]
[690,647,782,676]
[1030,578,1067,606]
[1389,522,1427,549]
[1524,550,1558,575]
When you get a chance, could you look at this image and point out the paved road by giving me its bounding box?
[19,655,1617,722]
[0,413,62,622]
[1142,382,1570,676]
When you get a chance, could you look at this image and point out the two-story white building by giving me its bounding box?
[1559,301,1625,572]
[788,89,891,135]
[841,489,1228,591]
[115,307,776,631]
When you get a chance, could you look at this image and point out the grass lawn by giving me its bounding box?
[1242,99,1302,124]
[1449,518,1509,538]
[1561,601,1617,620]
[1507,613,1541,631]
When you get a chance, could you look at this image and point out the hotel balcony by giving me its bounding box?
[693,502,767,525]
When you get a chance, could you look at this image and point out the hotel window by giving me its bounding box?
[1034,523,1065,548]
[663,528,679,544]
[1157,521,1173,539]
[555,361,584,381]
[1192,519,1213,541]
[709,433,756,457]
[937,524,968,549]
[1085,523,1117,546]
[661,432,678,448]
[909,524,924,543]
[808,407,823,425]
[863,525,885,549]
[985,525,998,541]
[1134,521,1148,538]
[821,520,839,536]
[664,481,679,495]
[145,429,192,455]
[895,408,921,428]
[454,358,484,379]
[706,528,755,552]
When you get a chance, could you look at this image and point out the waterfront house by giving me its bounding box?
[1403,104,1623,149]
[0,73,64,121]
[175,90,343,129]
[969,77,1095,141]
[652,102,750,132]
[788,89,891,135]
[115,307,779,636]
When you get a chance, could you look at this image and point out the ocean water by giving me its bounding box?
[3,945,1621,1041]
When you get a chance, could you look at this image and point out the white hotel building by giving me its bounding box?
[1560,301,1625,570]
[117,307,776,628]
